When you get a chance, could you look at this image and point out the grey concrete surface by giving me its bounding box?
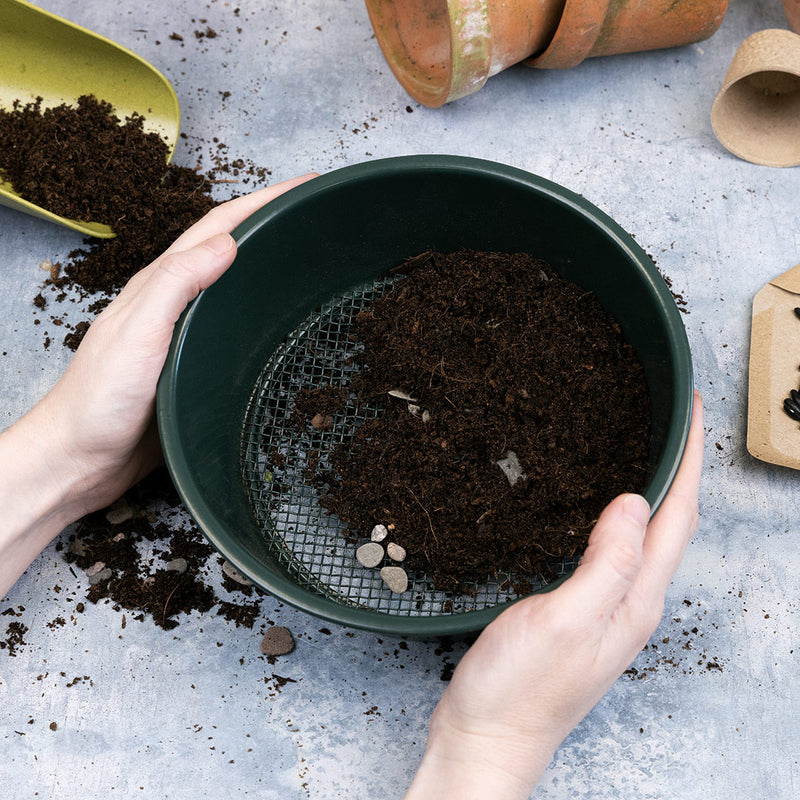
[1,0,799,797]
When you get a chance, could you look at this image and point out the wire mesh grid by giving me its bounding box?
[240,278,577,617]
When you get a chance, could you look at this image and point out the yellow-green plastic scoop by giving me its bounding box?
[0,0,180,238]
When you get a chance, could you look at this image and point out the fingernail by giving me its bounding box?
[622,494,650,530]
[204,233,235,255]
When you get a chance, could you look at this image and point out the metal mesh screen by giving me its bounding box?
[240,278,577,616]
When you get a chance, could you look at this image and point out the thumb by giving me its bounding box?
[557,493,650,615]
[106,233,237,346]
[128,232,237,328]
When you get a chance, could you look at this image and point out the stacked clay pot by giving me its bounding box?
[364,0,730,106]
[785,0,800,34]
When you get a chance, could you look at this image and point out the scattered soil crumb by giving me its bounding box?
[624,599,725,678]
[0,621,29,657]
[217,600,262,629]
[62,469,234,631]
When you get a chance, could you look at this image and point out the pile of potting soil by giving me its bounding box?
[61,469,263,632]
[0,94,218,346]
[312,249,652,594]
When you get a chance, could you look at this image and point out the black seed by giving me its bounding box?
[784,398,800,421]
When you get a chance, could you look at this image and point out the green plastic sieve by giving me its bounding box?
[157,155,693,637]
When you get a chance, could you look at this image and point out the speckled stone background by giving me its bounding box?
[1,1,799,797]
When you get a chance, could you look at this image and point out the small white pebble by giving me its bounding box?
[386,542,406,562]
[356,542,384,568]
[86,561,106,577]
[380,566,409,594]
[408,404,421,416]
[112,532,126,543]
[222,560,253,586]
[166,557,188,574]
[370,524,389,542]
[105,500,133,525]
[421,410,431,423]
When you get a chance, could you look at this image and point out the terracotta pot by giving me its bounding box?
[364,0,729,106]
[785,0,800,34]
[527,0,730,70]
[364,0,566,107]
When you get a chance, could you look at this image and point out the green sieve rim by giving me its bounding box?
[157,154,694,637]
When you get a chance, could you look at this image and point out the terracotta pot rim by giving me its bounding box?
[366,0,730,105]
[526,0,610,70]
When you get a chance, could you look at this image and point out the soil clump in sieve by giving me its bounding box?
[309,250,652,595]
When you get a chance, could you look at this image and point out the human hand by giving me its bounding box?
[0,175,314,595]
[406,391,705,799]
[42,175,315,514]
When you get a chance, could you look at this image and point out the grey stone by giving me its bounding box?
[380,566,409,594]
[356,541,384,568]
[386,542,406,562]
[259,626,294,656]
[85,561,106,577]
[88,567,113,586]
[166,558,188,574]
[222,560,252,586]
[496,450,526,486]
[370,524,389,542]
[105,500,133,525]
